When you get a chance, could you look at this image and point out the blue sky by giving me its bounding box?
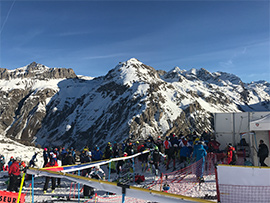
[0,0,269,83]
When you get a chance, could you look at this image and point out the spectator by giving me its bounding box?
[8,157,14,168]
[92,147,103,161]
[70,147,76,160]
[43,156,58,194]
[80,150,87,164]
[227,143,236,165]
[0,155,5,171]
[112,142,120,158]
[208,137,221,153]
[139,145,149,172]
[64,152,76,165]
[192,141,207,182]
[155,136,163,153]
[163,136,172,170]
[257,140,269,166]
[125,142,134,156]
[201,130,211,143]
[104,142,113,159]
[29,152,38,168]
[8,157,21,192]
[179,137,191,166]
[171,134,179,170]
[43,148,49,167]
[151,145,160,175]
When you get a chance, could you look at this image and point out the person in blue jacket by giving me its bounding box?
[92,147,103,161]
[192,141,207,182]
[179,138,191,167]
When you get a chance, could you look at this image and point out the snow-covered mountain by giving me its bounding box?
[0,58,269,149]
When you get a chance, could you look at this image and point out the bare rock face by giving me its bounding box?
[0,62,76,80]
[0,63,77,143]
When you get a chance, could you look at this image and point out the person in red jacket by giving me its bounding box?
[163,136,172,170]
[8,157,21,192]
[227,144,236,165]
[43,156,58,194]
[208,138,221,153]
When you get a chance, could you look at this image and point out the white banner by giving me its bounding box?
[217,165,270,186]
[43,150,152,173]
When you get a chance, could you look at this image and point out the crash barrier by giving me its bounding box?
[216,165,270,203]
[27,167,213,203]
[79,193,150,203]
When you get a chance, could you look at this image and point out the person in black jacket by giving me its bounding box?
[43,148,49,167]
[64,152,76,165]
[257,140,269,166]
[152,145,160,175]
[104,142,113,159]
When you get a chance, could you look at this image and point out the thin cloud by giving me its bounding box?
[0,0,16,34]
[56,30,94,37]
[82,53,126,60]
[219,47,247,69]
[219,60,234,69]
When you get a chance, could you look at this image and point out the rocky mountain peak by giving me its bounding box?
[162,66,243,86]
[161,67,185,82]
[213,71,242,85]
[104,58,161,87]
[0,62,77,80]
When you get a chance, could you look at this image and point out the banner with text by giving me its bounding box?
[0,190,25,203]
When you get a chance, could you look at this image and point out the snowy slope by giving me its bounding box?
[0,134,43,167]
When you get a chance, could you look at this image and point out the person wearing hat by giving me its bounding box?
[29,152,38,168]
[8,157,21,192]
[155,136,163,152]
[179,137,192,166]
[208,137,221,153]
[8,156,14,168]
[92,146,103,161]
[124,142,134,156]
[192,141,207,182]
[43,148,49,167]
[84,165,105,198]
[64,151,76,165]
[163,136,173,170]
[257,140,269,166]
[43,155,58,194]
[104,142,113,159]
[227,143,236,165]
[0,154,5,171]
[152,145,160,175]
[89,165,105,179]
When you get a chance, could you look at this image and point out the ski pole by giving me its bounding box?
[32,174,34,203]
